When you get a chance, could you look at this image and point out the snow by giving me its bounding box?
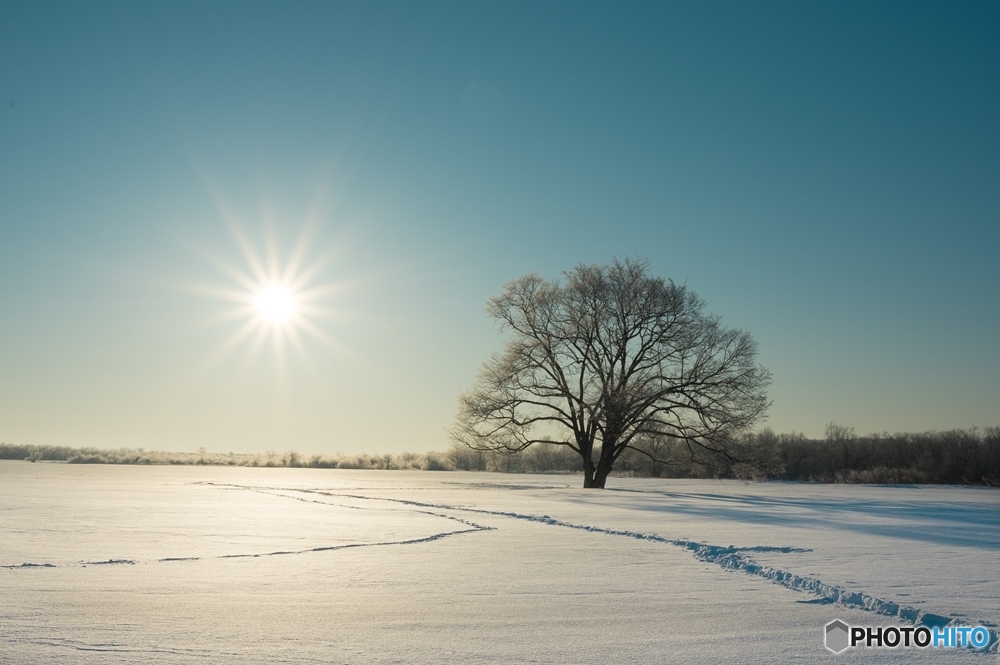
[2,461,997,663]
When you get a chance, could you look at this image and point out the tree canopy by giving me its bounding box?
[452,258,772,488]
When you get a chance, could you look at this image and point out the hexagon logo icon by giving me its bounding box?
[825,619,850,653]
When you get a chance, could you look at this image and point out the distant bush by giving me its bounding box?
[445,442,580,474]
[447,444,489,471]
[0,443,80,462]
[421,451,454,471]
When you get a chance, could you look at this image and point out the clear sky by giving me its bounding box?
[1,1,997,454]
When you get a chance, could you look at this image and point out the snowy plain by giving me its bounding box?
[1,461,997,664]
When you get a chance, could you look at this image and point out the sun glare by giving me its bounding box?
[255,285,296,324]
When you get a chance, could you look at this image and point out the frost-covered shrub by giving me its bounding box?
[422,451,454,471]
[336,454,372,469]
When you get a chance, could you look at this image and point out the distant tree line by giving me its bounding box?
[2,424,997,485]
[759,425,1000,485]
[0,445,455,471]
[604,425,1000,485]
[453,425,1000,486]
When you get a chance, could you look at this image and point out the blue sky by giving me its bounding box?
[1,1,997,453]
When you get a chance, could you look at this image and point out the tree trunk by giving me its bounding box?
[585,434,618,489]
[582,456,597,488]
[590,464,611,488]
[583,455,613,488]
[591,457,615,488]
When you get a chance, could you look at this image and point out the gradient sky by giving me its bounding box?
[2,1,998,454]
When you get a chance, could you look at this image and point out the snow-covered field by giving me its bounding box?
[2,461,997,663]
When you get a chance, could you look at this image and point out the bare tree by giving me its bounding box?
[452,258,772,488]
[372,453,397,470]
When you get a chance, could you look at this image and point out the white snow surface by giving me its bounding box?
[2,461,997,664]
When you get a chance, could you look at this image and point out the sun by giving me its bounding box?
[188,198,355,372]
[254,285,297,324]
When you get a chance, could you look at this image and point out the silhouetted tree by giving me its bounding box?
[452,258,772,488]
